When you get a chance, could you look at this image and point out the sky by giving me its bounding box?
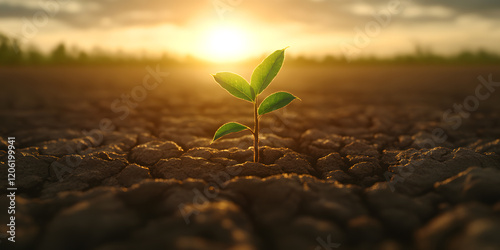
[1,0,500,62]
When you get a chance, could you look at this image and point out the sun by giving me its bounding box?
[204,25,249,62]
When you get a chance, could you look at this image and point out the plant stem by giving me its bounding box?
[253,98,259,162]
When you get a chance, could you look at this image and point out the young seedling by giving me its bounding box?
[211,48,299,162]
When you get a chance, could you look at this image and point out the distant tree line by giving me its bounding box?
[289,45,500,66]
[1,33,500,66]
[0,33,182,66]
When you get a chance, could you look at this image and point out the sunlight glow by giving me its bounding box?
[204,25,249,62]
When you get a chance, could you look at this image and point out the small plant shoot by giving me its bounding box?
[211,48,300,162]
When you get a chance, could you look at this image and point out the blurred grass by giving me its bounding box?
[1,33,500,66]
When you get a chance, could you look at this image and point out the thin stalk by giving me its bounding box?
[253,98,259,162]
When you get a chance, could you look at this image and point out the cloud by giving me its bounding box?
[0,2,37,18]
[0,0,205,28]
[1,0,500,30]
[240,0,500,30]
[418,0,500,12]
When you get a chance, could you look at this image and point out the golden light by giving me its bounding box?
[203,25,249,63]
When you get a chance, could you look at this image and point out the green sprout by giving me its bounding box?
[211,48,299,162]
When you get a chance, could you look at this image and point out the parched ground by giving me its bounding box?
[0,65,500,250]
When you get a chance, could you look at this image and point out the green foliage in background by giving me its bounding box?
[1,33,500,65]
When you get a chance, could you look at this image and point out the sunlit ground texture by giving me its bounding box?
[0,65,500,249]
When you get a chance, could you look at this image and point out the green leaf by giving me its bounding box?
[213,72,255,102]
[212,122,251,142]
[251,48,287,95]
[258,91,299,116]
